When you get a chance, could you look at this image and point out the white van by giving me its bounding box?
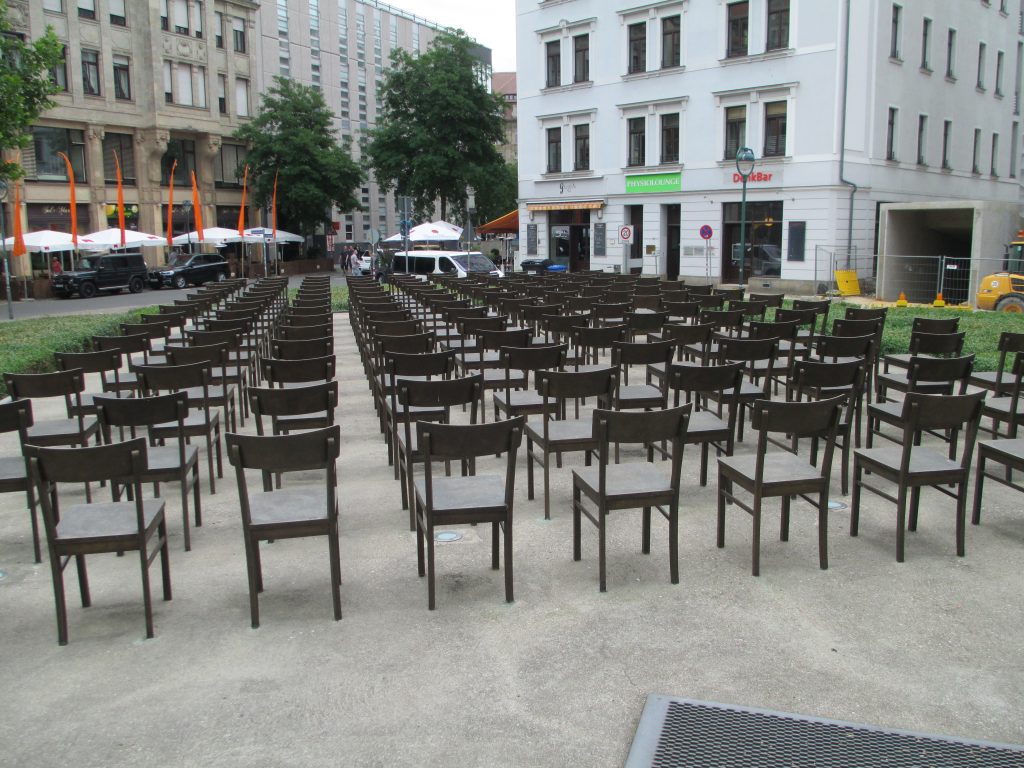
[391,250,504,279]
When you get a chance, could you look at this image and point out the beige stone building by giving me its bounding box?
[492,71,517,165]
[4,0,259,276]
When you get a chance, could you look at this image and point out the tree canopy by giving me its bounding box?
[0,2,63,183]
[233,76,363,237]
[474,161,517,225]
[365,31,506,221]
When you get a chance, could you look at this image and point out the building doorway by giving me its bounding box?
[665,204,680,280]
[722,200,783,283]
[550,210,591,272]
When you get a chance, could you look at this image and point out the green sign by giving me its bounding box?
[625,172,682,194]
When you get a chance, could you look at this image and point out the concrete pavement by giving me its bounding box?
[0,313,1021,767]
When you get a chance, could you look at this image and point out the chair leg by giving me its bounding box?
[972,455,985,525]
[491,521,499,570]
[542,448,551,520]
[780,496,791,541]
[818,491,829,570]
[192,464,202,527]
[716,473,728,548]
[328,524,342,621]
[27,485,41,564]
[244,535,261,628]
[572,483,582,561]
[51,550,69,646]
[908,486,921,531]
[641,507,651,554]
[895,485,908,563]
[598,503,607,592]
[159,518,172,601]
[955,480,967,557]
[181,480,191,553]
[669,500,679,585]
[139,544,155,640]
[699,443,709,487]
[76,554,91,607]
[751,496,762,577]
[205,434,216,495]
[416,497,426,577]
[850,460,862,536]
[427,522,437,610]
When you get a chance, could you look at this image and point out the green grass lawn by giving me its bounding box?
[0,309,148,397]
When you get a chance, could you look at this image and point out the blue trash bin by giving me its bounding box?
[546,264,567,272]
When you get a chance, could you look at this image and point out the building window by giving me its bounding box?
[195,66,207,108]
[920,18,932,70]
[991,133,999,175]
[766,0,789,51]
[972,128,981,173]
[163,61,173,103]
[102,133,136,185]
[662,16,680,68]
[194,1,204,38]
[573,34,589,83]
[977,42,987,89]
[25,127,86,182]
[78,0,96,21]
[214,12,224,48]
[214,144,247,188]
[660,113,679,163]
[942,120,952,169]
[217,74,227,114]
[160,0,169,30]
[886,107,898,160]
[574,124,590,171]
[43,0,64,12]
[946,29,956,78]
[172,0,189,35]
[1010,122,1018,177]
[724,105,746,160]
[545,40,560,87]
[627,116,646,166]
[546,127,561,173]
[762,101,787,157]
[233,17,246,53]
[49,45,67,91]
[161,138,196,185]
[916,114,927,165]
[109,0,126,26]
[235,78,250,116]
[727,2,748,59]
[81,49,100,96]
[628,22,646,73]
[995,50,1005,95]
[890,4,902,59]
[112,55,131,100]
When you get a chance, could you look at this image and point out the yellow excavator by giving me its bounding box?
[976,232,1024,312]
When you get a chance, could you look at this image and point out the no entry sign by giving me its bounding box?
[699,224,713,240]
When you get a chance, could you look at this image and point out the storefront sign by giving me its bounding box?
[594,223,606,256]
[526,224,538,255]
[552,225,570,238]
[730,171,776,183]
[625,172,682,194]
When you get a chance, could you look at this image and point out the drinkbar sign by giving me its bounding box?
[731,171,776,183]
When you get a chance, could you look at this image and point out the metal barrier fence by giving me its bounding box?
[878,255,1017,306]
[813,246,875,296]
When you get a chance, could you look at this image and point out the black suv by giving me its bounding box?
[149,252,229,289]
[53,252,148,299]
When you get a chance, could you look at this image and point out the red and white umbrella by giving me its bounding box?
[2,229,77,253]
[79,228,167,249]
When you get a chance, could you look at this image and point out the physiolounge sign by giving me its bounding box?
[625,172,682,194]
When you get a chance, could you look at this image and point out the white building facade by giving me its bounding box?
[516,0,1023,288]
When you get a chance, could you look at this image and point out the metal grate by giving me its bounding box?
[625,696,1024,768]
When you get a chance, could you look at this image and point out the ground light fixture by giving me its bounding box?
[735,147,756,289]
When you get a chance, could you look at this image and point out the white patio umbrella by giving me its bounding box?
[244,226,304,243]
[78,228,167,249]
[384,220,463,243]
[2,229,77,253]
[171,226,259,245]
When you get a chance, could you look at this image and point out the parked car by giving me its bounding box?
[391,250,504,279]
[149,252,230,289]
[52,252,148,299]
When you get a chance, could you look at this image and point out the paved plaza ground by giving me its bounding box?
[0,313,1022,766]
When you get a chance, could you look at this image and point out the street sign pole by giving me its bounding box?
[699,224,714,287]
[0,180,14,319]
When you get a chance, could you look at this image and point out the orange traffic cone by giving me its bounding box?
[896,291,908,307]
[932,292,946,308]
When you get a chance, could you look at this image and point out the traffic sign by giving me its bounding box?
[619,225,634,243]
[699,224,714,240]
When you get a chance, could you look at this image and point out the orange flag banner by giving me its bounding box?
[166,159,177,246]
[57,151,77,246]
[237,164,249,236]
[12,181,26,258]
[272,169,279,240]
[190,170,204,241]
[115,151,126,246]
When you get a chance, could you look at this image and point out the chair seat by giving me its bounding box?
[146,444,199,472]
[573,462,673,503]
[686,409,730,440]
[854,446,962,477]
[982,396,1024,420]
[482,369,527,385]
[525,418,593,446]
[494,390,544,411]
[153,411,219,433]
[56,498,164,542]
[27,417,98,443]
[0,455,27,487]
[868,401,903,424]
[970,370,1014,394]
[414,474,507,513]
[978,437,1024,464]
[248,488,329,527]
[719,452,823,490]
[183,384,234,403]
[274,413,332,432]
[617,384,665,406]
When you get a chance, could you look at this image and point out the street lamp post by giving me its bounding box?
[0,180,14,319]
[466,187,476,252]
[181,200,193,254]
[735,147,756,290]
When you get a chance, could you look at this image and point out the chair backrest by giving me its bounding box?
[748,319,800,342]
[376,332,435,357]
[0,398,33,436]
[572,324,627,350]
[908,331,965,356]
[385,350,456,379]
[418,416,525,461]
[476,327,532,352]
[398,374,484,410]
[750,395,844,438]
[592,404,691,446]
[95,391,189,430]
[29,436,148,487]
[500,343,567,377]
[249,381,338,429]
[911,316,959,334]
[717,335,778,365]
[226,425,340,499]
[166,342,229,369]
[277,324,332,341]
[271,337,334,360]
[831,317,883,338]
[626,311,668,333]
[899,391,985,468]
[611,340,675,367]
[669,361,744,399]
[844,306,887,323]
[262,355,336,385]
[537,366,619,401]
[54,349,122,376]
[907,354,974,388]
[134,361,211,395]
[699,308,743,332]
[5,368,86,399]
[93,333,151,357]
[812,333,874,361]
[662,300,700,322]
[749,292,785,308]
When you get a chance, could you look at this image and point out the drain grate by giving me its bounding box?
[625,696,1024,768]
[434,531,462,543]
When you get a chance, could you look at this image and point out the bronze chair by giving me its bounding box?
[28,438,171,645]
[970,331,1024,395]
[717,396,845,576]
[851,391,985,562]
[492,344,568,422]
[249,381,338,436]
[668,362,743,486]
[414,417,525,610]
[95,392,201,551]
[226,426,342,628]
[261,354,336,388]
[572,405,690,592]
[0,399,41,562]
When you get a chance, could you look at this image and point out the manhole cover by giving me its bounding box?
[0,570,7,582]
[435,531,462,543]
[828,501,847,511]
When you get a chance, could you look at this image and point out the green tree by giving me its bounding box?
[233,76,363,237]
[0,2,63,183]
[366,30,505,221]
[474,161,517,225]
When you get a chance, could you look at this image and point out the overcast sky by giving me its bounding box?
[385,0,518,71]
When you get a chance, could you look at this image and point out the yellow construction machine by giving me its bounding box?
[976,232,1024,312]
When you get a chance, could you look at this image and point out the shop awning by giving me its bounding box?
[477,209,519,234]
[526,201,605,212]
